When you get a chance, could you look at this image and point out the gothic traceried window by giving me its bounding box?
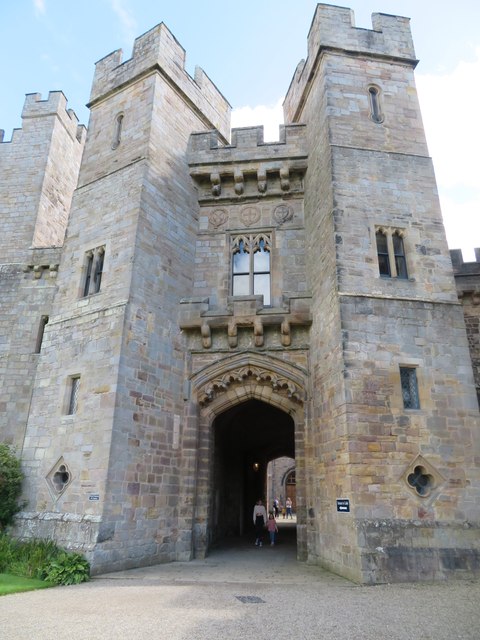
[232,233,271,305]
[375,227,408,280]
[82,246,105,297]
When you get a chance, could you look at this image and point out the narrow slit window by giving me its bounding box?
[400,367,420,410]
[35,315,49,353]
[111,113,124,150]
[368,86,383,123]
[67,376,80,415]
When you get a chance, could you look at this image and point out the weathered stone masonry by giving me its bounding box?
[0,4,479,583]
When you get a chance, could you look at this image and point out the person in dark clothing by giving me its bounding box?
[253,499,267,546]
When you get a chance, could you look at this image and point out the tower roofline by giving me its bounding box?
[284,3,418,123]
[88,22,231,140]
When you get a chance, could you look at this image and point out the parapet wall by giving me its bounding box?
[284,3,417,122]
[188,124,307,165]
[89,22,231,141]
[1,91,85,146]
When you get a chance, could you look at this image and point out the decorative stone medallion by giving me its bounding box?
[273,204,293,224]
[209,208,228,228]
[240,206,260,227]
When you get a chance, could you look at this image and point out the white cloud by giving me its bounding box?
[232,57,480,260]
[231,99,284,143]
[33,0,46,16]
[417,50,480,258]
[108,0,137,44]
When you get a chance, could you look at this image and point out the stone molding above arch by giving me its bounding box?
[190,351,308,409]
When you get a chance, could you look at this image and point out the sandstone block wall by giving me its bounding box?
[0,92,85,446]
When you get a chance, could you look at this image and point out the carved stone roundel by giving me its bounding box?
[209,208,228,228]
[240,206,260,227]
[273,204,293,224]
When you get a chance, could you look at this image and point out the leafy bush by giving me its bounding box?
[42,552,90,585]
[0,534,15,572]
[8,538,60,579]
[0,534,90,585]
[0,443,25,530]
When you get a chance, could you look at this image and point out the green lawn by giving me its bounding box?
[0,573,53,596]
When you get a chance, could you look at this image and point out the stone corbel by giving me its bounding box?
[234,169,244,195]
[49,264,59,278]
[280,166,290,191]
[281,319,291,347]
[257,167,267,193]
[33,265,42,279]
[201,321,211,348]
[210,172,221,197]
[228,318,238,348]
[253,318,264,347]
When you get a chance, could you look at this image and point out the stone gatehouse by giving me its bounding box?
[1,4,479,584]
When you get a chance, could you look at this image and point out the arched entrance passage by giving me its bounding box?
[212,399,294,543]
[190,351,308,561]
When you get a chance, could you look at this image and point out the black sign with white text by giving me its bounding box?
[336,499,350,512]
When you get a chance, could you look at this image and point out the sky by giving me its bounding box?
[1,0,479,260]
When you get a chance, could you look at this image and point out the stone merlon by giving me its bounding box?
[187,124,307,171]
[2,91,86,145]
[88,22,231,140]
[284,3,417,122]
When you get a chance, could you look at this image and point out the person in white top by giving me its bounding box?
[253,499,267,546]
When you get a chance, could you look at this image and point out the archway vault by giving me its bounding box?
[189,350,309,560]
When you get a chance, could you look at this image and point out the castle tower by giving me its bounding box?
[5,4,479,583]
[16,24,230,572]
[283,4,480,582]
[0,92,85,446]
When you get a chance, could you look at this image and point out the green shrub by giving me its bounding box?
[9,538,60,579]
[0,534,16,572]
[0,443,25,530]
[42,552,90,585]
[0,534,90,585]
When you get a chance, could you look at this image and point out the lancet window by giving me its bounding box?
[82,246,105,297]
[375,228,408,279]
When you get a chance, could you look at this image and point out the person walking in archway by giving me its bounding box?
[286,497,293,519]
[253,499,267,547]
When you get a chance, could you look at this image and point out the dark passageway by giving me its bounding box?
[211,399,295,548]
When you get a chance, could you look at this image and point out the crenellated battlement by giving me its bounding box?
[188,124,307,163]
[1,91,86,145]
[187,124,307,202]
[89,22,231,140]
[284,3,417,122]
[451,248,480,273]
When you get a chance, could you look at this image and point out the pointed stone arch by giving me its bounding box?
[191,351,308,417]
[188,351,309,560]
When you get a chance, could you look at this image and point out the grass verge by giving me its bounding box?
[0,573,54,596]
